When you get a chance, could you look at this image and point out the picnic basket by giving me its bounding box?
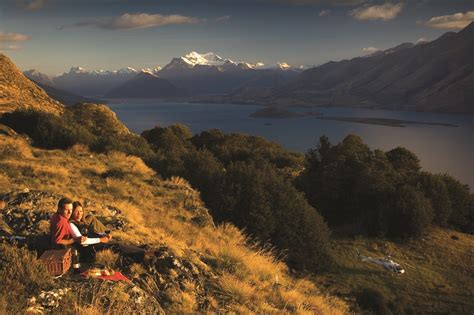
[39,248,72,276]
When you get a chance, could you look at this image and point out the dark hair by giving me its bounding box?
[72,201,83,210]
[57,197,73,210]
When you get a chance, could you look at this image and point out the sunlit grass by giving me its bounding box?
[0,134,349,314]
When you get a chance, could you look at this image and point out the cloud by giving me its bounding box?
[362,46,380,54]
[0,44,23,51]
[16,0,49,11]
[25,0,48,10]
[70,13,204,30]
[215,15,231,22]
[423,11,474,30]
[260,0,366,5]
[0,31,32,42]
[350,3,403,21]
[319,9,331,16]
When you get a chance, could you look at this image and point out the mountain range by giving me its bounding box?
[105,72,182,98]
[263,22,474,113]
[23,52,300,98]
[20,23,474,113]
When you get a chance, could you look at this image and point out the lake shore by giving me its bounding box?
[316,116,459,128]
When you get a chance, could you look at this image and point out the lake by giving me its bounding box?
[107,100,474,189]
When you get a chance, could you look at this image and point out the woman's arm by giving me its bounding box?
[70,222,101,245]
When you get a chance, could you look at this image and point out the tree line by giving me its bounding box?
[1,107,472,271]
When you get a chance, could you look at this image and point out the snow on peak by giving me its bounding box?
[180,51,225,67]
[117,67,138,74]
[277,62,292,70]
[69,66,88,74]
[142,66,162,74]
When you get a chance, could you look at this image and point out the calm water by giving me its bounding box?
[107,100,474,189]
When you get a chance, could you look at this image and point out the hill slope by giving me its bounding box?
[316,229,474,314]
[0,54,64,115]
[0,132,348,313]
[105,72,182,98]
[32,80,105,105]
[277,22,474,113]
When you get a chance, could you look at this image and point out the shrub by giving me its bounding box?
[441,174,472,231]
[385,186,433,238]
[0,244,54,314]
[418,172,452,226]
[209,161,331,270]
[298,135,453,238]
[356,288,391,315]
[0,109,96,149]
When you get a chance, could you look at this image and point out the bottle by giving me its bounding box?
[72,248,81,274]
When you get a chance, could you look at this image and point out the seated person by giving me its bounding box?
[69,219,111,246]
[71,201,110,238]
[50,197,85,248]
[72,200,155,262]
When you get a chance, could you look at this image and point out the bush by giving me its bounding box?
[384,186,433,238]
[441,174,472,231]
[142,125,193,177]
[191,130,303,169]
[208,161,331,270]
[297,135,469,238]
[0,244,54,314]
[0,109,96,149]
[357,288,391,315]
[92,133,155,160]
[418,172,452,226]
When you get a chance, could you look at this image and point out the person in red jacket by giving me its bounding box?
[50,197,85,248]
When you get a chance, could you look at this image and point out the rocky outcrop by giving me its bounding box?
[0,189,221,313]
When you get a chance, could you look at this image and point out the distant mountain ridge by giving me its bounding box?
[268,22,474,113]
[105,72,182,98]
[22,52,300,98]
[32,80,105,106]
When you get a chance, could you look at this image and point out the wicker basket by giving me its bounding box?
[39,249,72,276]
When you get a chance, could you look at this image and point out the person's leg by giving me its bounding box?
[84,214,108,237]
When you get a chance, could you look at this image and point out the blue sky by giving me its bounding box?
[1,0,473,75]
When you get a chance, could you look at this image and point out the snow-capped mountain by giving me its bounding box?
[276,62,292,71]
[23,69,55,86]
[161,51,266,73]
[52,66,161,96]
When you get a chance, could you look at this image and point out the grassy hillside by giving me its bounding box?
[313,229,474,314]
[0,131,349,314]
[0,54,64,115]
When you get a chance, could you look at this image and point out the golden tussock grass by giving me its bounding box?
[0,136,33,160]
[219,273,257,304]
[0,134,350,314]
[95,249,119,269]
[106,151,154,178]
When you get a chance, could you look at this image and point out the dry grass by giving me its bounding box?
[95,249,120,269]
[219,273,257,304]
[0,134,349,314]
[313,228,474,314]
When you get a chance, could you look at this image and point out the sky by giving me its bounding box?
[1,0,473,75]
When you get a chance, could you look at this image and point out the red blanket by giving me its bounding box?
[81,270,131,282]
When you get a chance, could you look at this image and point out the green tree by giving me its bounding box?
[441,174,471,231]
[213,161,331,270]
[418,172,452,226]
[385,186,433,238]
